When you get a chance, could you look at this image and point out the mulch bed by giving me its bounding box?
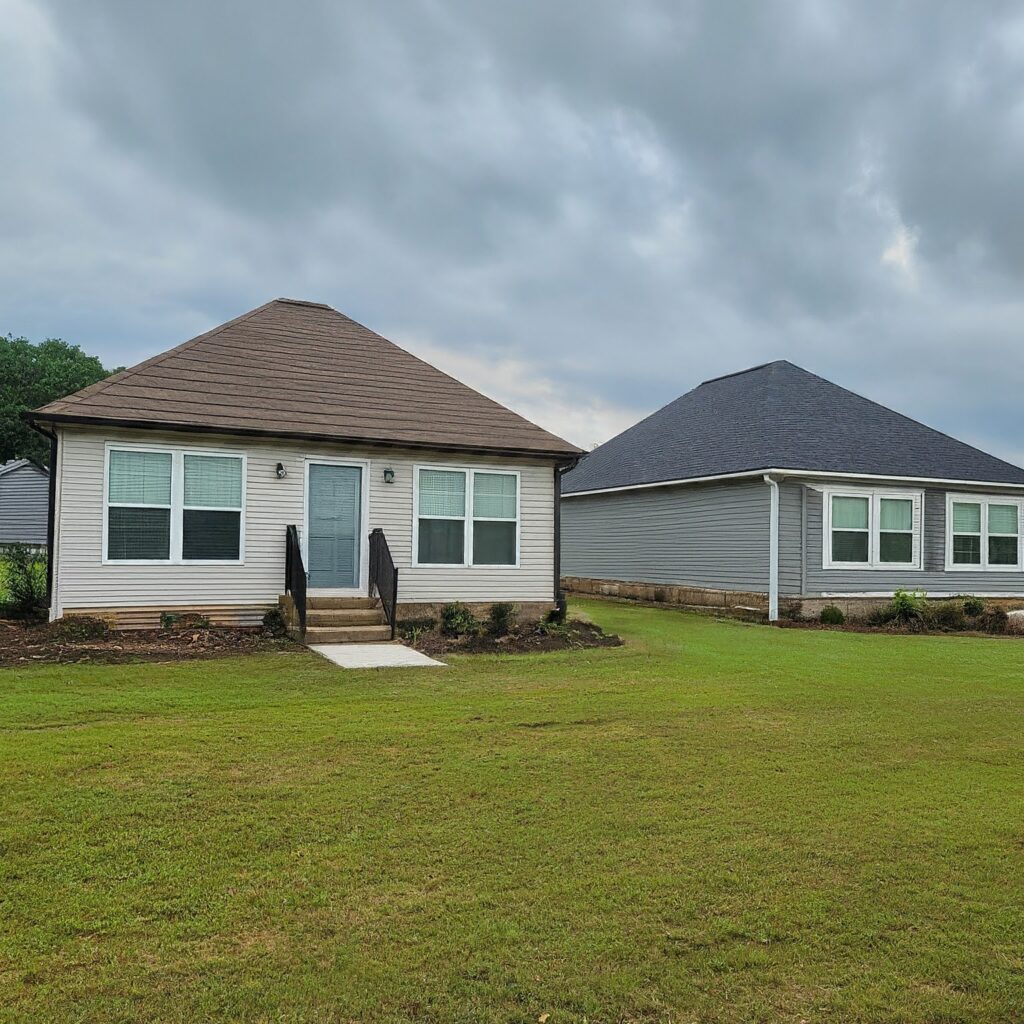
[0,618,296,667]
[409,619,622,656]
[777,619,1023,639]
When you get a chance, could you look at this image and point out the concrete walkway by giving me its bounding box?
[310,643,445,669]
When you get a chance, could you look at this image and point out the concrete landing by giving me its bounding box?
[310,643,445,669]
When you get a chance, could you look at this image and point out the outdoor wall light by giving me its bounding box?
[383,467,395,484]
[276,462,287,479]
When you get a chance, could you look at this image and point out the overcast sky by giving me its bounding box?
[2,1,1023,462]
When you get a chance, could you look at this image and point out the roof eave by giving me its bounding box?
[25,410,583,463]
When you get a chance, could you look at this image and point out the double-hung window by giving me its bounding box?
[183,455,243,560]
[107,449,173,561]
[105,445,245,563]
[415,467,519,567]
[947,495,1022,570]
[823,488,921,569]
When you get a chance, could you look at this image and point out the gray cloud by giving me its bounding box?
[2,0,1023,461]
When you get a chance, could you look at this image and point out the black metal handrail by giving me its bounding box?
[285,524,307,635]
[369,528,398,640]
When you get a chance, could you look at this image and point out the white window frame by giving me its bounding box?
[821,486,923,570]
[412,464,521,569]
[102,442,247,566]
[945,493,1024,573]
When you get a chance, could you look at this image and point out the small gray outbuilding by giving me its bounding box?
[0,460,50,547]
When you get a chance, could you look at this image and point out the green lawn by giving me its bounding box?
[2,600,1023,1023]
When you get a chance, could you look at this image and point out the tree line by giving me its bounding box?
[0,334,121,465]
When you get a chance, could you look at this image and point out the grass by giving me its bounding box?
[1,599,1023,1023]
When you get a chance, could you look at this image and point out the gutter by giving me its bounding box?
[553,456,581,613]
[563,466,1024,498]
[763,474,780,623]
[26,422,58,610]
[22,411,583,464]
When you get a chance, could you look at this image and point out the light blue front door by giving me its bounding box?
[307,464,362,589]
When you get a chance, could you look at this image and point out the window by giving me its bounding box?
[823,488,921,569]
[947,495,1022,571]
[104,445,245,563]
[415,467,519,567]
[878,497,914,564]
[417,469,466,565]
[107,449,172,560]
[830,495,869,563]
[473,472,518,565]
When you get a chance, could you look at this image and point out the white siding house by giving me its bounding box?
[31,299,580,630]
[51,426,557,625]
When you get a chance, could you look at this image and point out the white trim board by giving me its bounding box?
[563,467,1024,498]
[817,592,1024,599]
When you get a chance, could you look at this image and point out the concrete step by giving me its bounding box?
[305,624,394,644]
[307,596,381,610]
[307,608,386,626]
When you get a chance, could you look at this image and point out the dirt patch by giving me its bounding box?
[408,619,622,657]
[0,617,298,667]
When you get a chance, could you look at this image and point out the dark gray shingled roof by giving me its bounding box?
[563,360,1024,493]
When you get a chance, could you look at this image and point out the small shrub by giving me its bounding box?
[486,602,517,636]
[926,601,967,632]
[49,615,110,641]
[262,607,288,638]
[976,606,1009,634]
[866,604,896,626]
[1,544,47,618]
[889,589,927,625]
[539,619,571,639]
[819,605,845,626]
[961,596,986,617]
[440,602,479,637]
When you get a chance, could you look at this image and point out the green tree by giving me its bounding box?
[0,335,120,465]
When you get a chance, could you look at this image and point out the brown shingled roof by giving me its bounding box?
[30,299,581,459]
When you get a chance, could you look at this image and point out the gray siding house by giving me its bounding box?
[0,460,49,547]
[561,361,1024,619]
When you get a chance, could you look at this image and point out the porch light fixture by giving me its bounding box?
[383,467,395,484]
[276,462,287,479]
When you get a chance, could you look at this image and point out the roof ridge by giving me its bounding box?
[274,297,333,309]
[698,359,793,387]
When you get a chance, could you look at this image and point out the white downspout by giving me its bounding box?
[763,474,779,622]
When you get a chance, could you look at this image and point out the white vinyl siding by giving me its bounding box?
[53,426,555,619]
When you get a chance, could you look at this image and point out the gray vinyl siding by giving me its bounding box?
[0,463,49,545]
[561,479,770,592]
[801,481,1024,595]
